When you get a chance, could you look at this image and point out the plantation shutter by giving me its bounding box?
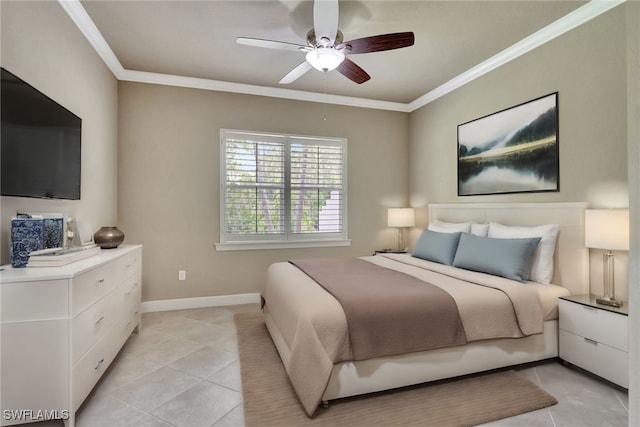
[290,138,344,234]
[220,130,347,244]
[222,132,285,239]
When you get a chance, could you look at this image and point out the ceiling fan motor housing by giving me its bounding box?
[306,29,344,48]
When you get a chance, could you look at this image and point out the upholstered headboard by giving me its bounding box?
[429,202,589,295]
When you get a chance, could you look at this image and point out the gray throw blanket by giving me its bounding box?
[289,258,467,360]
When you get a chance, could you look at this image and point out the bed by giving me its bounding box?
[261,202,589,416]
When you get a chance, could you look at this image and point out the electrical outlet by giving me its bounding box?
[178,270,186,281]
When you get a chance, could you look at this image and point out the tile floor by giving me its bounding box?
[25,305,628,427]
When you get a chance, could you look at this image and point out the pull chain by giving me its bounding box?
[323,72,327,121]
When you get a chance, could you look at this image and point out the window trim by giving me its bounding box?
[214,238,352,252]
[217,129,349,250]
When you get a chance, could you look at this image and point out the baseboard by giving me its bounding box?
[141,293,261,313]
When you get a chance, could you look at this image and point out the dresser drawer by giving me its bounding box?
[71,293,114,364]
[125,297,141,334]
[72,339,107,410]
[71,265,116,317]
[71,327,120,411]
[114,294,141,349]
[2,279,69,322]
[559,329,628,388]
[112,273,141,308]
[559,299,627,351]
[115,249,142,284]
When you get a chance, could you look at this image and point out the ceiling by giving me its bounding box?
[72,1,619,111]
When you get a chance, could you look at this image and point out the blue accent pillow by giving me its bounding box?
[412,230,462,265]
[452,233,541,282]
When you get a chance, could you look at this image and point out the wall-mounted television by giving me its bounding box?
[1,67,82,200]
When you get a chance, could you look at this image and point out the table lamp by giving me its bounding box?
[388,208,415,251]
[584,209,629,307]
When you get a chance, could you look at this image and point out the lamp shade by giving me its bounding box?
[584,209,629,250]
[388,208,415,228]
[306,48,345,72]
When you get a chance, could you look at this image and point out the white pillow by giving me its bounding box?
[471,223,489,237]
[428,220,489,236]
[487,222,559,284]
[428,220,471,233]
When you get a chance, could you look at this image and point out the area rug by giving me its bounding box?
[235,311,557,427]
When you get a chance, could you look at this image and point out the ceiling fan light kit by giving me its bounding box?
[306,48,345,72]
[237,0,414,85]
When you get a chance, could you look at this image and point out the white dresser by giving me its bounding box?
[1,245,142,426]
[559,294,628,388]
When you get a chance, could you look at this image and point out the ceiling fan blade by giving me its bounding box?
[336,58,370,84]
[236,37,307,52]
[339,32,415,55]
[279,61,313,84]
[313,0,339,46]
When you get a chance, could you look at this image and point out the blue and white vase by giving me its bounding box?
[10,218,44,268]
[43,217,64,249]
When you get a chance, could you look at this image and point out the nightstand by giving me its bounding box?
[559,294,628,388]
[374,249,408,255]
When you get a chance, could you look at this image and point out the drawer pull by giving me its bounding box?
[125,283,139,295]
[97,279,105,286]
[584,337,598,346]
[128,312,140,327]
[582,305,596,311]
[96,316,105,325]
[94,357,105,370]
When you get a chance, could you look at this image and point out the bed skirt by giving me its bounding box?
[263,304,558,403]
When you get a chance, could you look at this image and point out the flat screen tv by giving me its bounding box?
[1,67,81,200]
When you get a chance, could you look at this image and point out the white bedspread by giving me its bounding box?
[262,254,570,415]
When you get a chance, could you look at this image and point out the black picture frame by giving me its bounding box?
[457,92,559,196]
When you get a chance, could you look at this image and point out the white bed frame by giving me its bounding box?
[318,202,589,402]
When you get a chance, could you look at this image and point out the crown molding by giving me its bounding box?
[409,0,626,111]
[58,0,125,77]
[59,0,625,113]
[119,69,412,112]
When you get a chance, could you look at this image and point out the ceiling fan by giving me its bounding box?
[236,0,414,85]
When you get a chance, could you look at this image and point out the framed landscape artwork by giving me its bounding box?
[457,92,559,196]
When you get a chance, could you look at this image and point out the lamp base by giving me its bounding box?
[596,296,624,308]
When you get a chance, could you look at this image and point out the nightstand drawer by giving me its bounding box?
[559,329,628,388]
[559,299,627,351]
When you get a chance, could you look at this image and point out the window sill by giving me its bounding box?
[215,239,352,251]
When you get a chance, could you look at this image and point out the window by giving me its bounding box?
[217,129,349,250]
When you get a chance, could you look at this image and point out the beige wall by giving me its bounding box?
[118,82,409,301]
[408,6,630,298]
[0,1,119,265]
[626,2,640,424]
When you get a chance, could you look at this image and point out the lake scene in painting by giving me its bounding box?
[458,93,558,196]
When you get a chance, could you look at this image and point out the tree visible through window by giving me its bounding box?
[220,130,347,244]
